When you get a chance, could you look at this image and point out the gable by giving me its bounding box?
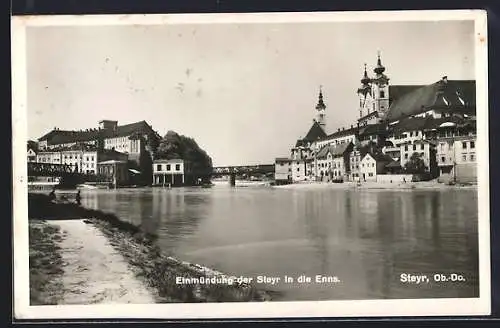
[303,121,327,142]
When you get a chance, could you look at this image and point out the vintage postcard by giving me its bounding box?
[12,10,490,320]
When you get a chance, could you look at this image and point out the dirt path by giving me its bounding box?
[49,219,156,304]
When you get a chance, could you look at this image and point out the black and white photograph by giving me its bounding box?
[12,10,490,319]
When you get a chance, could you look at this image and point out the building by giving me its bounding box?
[356,53,391,127]
[435,119,477,183]
[274,158,292,185]
[27,148,37,162]
[97,160,129,187]
[153,158,194,186]
[315,142,353,182]
[384,76,475,122]
[36,145,128,175]
[359,152,394,182]
[37,120,161,184]
[399,139,437,174]
[315,125,359,150]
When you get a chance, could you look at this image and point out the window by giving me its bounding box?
[280,163,284,166]
[413,145,417,151]
[420,144,424,150]
[175,164,180,171]
[441,156,445,163]
[410,132,413,137]
[368,173,373,177]
[421,152,424,157]
[470,154,475,161]
[380,90,385,98]
[372,163,375,167]
[440,143,445,151]
[167,164,171,171]
[462,142,467,149]
[91,156,94,161]
[470,141,475,149]
[404,154,409,159]
[157,164,162,171]
[462,155,467,162]
[297,168,300,172]
[404,145,408,151]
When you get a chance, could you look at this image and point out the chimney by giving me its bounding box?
[338,128,340,132]
[350,125,353,129]
[342,127,345,131]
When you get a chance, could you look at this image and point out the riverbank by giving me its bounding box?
[28,193,273,304]
[29,220,65,305]
[273,180,477,191]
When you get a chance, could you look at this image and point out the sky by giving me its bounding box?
[26,19,475,166]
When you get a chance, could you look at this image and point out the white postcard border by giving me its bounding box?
[12,10,490,319]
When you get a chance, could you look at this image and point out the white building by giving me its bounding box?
[274,158,292,184]
[359,152,394,182]
[27,148,37,162]
[153,158,192,186]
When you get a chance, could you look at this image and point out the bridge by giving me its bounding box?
[27,162,100,189]
[28,162,74,176]
[211,164,275,186]
[211,164,275,176]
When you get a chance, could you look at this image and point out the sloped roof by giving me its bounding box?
[389,85,423,105]
[358,123,386,136]
[364,152,394,163]
[317,142,352,159]
[275,157,291,162]
[38,120,155,144]
[385,80,475,121]
[323,126,359,141]
[303,121,327,142]
[388,117,428,133]
[385,160,402,168]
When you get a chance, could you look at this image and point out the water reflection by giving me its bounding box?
[80,186,479,301]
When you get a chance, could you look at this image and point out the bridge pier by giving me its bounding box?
[229,173,236,187]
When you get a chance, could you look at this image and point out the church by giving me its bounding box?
[282,52,476,184]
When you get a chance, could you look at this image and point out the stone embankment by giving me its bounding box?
[273,180,477,190]
[28,193,272,305]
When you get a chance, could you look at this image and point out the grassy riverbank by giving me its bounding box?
[28,193,273,303]
[29,220,65,305]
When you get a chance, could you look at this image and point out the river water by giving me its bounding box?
[80,183,479,301]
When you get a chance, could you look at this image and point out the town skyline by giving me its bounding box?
[27,20,475,166]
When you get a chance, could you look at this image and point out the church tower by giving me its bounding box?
[357,63,373,120]
[315,86,326,130]
[371,52,390,119]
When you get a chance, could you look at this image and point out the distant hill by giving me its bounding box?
[156,131,213,174]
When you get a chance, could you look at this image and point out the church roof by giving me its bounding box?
[301,120,327,143]
[385,79,475,121]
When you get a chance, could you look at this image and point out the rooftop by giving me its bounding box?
[38,120,157,144]
[385,79,475,121]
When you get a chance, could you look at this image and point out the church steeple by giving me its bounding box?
[357,64,372,97]
[315,86,326,130]
[374,51,386,75]
[316,86,326,111]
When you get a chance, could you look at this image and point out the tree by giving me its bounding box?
[156,131,213,175]
[404,152,427,174]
